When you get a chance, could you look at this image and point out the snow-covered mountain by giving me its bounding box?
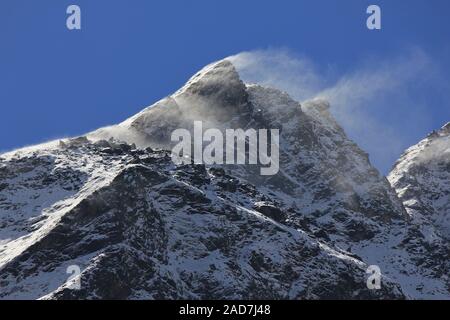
[389,122,450,241]
[0,59,448,299]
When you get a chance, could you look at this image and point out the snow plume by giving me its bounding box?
[228,48,445,174]
[425,136,450,162]
[87,124,145,147]
[228,49,328,102]
[415,130,450,165]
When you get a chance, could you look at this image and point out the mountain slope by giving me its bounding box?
[0,140,403,299]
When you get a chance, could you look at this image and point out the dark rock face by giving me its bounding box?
[180,60,250,110]
[0,59,449,299]
[253,202,285,222]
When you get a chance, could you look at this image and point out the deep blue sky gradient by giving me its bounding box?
[1,0,449,171]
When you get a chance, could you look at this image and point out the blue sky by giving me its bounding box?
[1,0,449,173]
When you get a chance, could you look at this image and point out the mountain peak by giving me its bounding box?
[426,121,450,139]
[439,121,450,135]
[174,59,248,108]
